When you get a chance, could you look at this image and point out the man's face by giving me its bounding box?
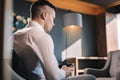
[44,7,55,33]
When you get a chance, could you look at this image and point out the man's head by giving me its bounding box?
[30,1,56,33]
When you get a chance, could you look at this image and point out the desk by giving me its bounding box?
[66,57,107,75]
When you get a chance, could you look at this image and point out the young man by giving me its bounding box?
[12,1,71,80]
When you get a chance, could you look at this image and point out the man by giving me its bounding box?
[12,0,71,80]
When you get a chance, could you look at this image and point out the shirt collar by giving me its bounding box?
[28,21,45,32]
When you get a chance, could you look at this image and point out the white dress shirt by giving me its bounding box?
[13,21,65,80]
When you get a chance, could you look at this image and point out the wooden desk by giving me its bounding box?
[66,57,107,75]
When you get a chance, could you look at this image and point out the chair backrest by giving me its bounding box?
[11,49,27,79]
[8,65,25,80]
[109,50,120,77]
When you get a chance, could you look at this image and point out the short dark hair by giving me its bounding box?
[30,0,56,19]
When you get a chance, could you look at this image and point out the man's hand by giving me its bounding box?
[61,65,72,77]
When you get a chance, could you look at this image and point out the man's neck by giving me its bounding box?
[32,19,44,28]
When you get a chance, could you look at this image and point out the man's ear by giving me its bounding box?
[41,11,47,20]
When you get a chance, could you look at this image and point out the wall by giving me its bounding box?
[117,14,120,50]
[96,13,107,57]
[106,14,118,52]
[13,0,31,17]
[82,14,97,57]
[13,0,98,64]
[106,13,120,52]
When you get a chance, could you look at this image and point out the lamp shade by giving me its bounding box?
[63,13,82,31]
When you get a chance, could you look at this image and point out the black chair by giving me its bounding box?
[8,65,25,80]
[11,49,27,79]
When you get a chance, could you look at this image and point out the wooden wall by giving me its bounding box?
[96,13,107,57]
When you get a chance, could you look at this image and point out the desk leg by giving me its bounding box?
[75,58,79,75]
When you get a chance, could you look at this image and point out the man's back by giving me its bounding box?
[13,21,46,80]
[13,21,66,80]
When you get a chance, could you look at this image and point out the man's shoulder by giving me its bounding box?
[14,27,31,34]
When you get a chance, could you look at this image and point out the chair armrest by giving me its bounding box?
[116,70,120,80]
[64,74,96,80]
[84,68,110,77]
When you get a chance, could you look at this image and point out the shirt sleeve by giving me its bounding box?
[28,34,66,80]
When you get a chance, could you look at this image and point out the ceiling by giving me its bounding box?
[80,0,119,7]
[26,0,120,15]
[80,0,120,14]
